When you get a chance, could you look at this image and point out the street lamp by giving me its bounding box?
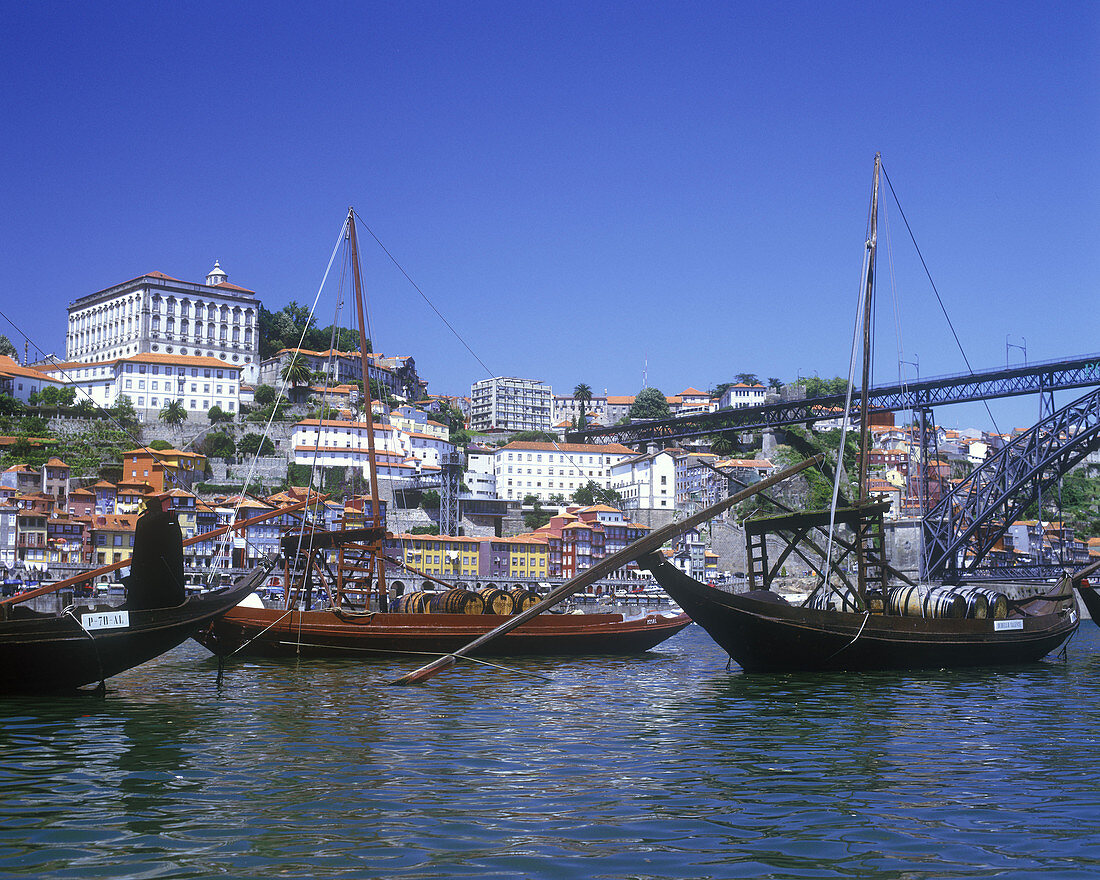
[1006,334,1027,366]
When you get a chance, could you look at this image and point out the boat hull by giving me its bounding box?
[194,605,693,659]
[0,576,261,693]
[647,557,1078,673]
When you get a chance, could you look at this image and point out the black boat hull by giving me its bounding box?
[0,574,261,693]
[646,557,1078,672]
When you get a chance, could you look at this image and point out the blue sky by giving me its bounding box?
[3,2,1097,433]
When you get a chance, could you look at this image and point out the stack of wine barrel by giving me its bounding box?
[389,586,542,616]
[885,585,1009,620]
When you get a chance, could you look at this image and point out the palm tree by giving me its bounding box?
[281,354,312,402]
[573,382,593,430]
[159,399,187,440]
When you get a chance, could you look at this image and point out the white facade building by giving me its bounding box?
[66,263,261,383]
[610,449,678,512]
[492,440,637,502]
[719,383,767,409]
[463,444,497,499]
[292,419,456,487]
[36,352,243,422]
[470,376,553,433]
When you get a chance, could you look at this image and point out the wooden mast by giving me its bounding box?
[346,208,388,609]
[856,153,881,600]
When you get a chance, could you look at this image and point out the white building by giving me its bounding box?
[66,262,261,383]
[463,444,497,499]
[610,448,678,513]
[492,440,637,502]
[35,352,243,422]
[292,418,456,487]
[470,376,553,433]
[720,383,767,409]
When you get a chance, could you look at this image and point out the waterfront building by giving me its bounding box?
[470,376,553,433]
[36,351,243,423]
[0,503,16,568]
[40,458,70,505]
[46,513,85,566]
[87,513,138,566]
[15,507,48,567]
[492,440,637,503]
[65,263,261,383]
[531,505,648,582]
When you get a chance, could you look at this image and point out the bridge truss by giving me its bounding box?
[568,354,1100,445]
[922,385,1100,581]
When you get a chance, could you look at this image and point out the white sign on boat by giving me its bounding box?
[81,610,130,631]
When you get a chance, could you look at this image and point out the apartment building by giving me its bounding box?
[470,376,553,433]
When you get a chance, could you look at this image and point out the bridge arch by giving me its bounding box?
[923,384,1100,580]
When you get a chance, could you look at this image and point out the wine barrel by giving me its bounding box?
[508,587,540,613]
[962,589,989,619]
[976,588,1009,620]
[477,587,515,615]
[429,588,486,615]
[887,586,967,619]
[393,591,430,614]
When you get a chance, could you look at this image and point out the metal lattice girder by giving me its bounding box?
[922,385,1100,580]
[568,354,1100,446]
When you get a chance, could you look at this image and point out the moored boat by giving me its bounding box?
[639,155,1080,673]
[0,505,267,693]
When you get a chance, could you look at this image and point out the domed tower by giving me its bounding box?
[205,260,228,287]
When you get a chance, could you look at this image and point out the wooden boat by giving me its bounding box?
[0,507,266,693]
[640,155,1079,673]
[195,605,691,659]
[643,552,1077,672]
[194,209,693,664]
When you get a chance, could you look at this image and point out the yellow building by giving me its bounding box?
[507,535,549,579]
[89,514,139,565]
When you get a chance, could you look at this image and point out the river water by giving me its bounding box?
[2,623,1099,879]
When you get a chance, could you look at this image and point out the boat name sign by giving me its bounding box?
[994,619,1024,632]
[81,610,130,631]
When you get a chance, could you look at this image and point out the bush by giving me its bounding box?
[239,433,276,457]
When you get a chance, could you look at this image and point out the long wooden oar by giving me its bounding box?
[389,454,823,685]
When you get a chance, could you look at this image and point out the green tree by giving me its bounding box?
[254,384,277,405]
[208,404,233,424]
[72,398,97,417]
[629,387,671,421]
[204,431,236,459]
[160,399,187,431]
[523,494,553,530]
[735,372,761,386]
[110,396,138,429]
[573,382,593,430]
[767,377,785,390]
[0,335,17,358]
[572,480,623,509]
[148,439,174,450]
[280,354,312,390]
[238,432,276,457]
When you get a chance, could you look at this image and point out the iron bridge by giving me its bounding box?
[568,352,1100,446]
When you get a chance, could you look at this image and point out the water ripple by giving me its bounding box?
[1,626,1099,878]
